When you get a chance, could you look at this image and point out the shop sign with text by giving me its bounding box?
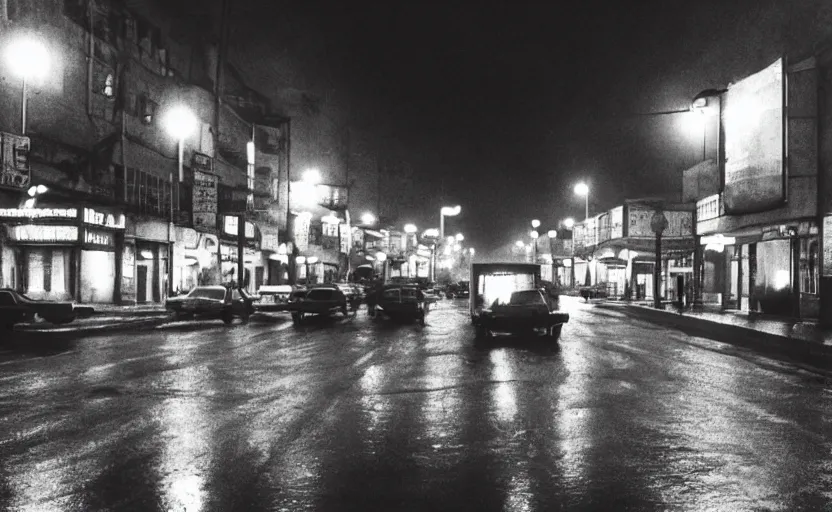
[193,169,218,231]
[8,225,78,243]
[83,229,115,250]
[84,208,125,229]
[0,208,77,220]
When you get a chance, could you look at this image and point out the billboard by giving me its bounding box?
[722,58,784,214]
[192,169,218,231]
[1,133,31,189]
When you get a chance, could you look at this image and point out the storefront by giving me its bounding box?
[130,219,170,303]
[0,206,125,303]
[696,222,819,317]
[219,216,262,292]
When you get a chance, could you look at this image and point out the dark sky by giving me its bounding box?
[200,0,832,256]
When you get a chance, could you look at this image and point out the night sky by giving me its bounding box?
[183,0,832,256]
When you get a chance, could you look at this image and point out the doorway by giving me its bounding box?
[137,265,148,303]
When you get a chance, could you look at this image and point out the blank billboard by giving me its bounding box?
[722,58,784,214]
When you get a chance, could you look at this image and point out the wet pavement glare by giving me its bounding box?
[0,297,831,511]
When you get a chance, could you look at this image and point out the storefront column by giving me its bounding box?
[692,236,703,308]
[792,236,801,318]
[735,244,743,311]
[748,243,758,312]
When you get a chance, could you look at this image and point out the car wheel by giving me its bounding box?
[549,325,562,340]
[291,312,301,324]
[221,310,234,325]
[240,310,250,324]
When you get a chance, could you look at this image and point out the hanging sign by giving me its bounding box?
[192,169,218,231]
[83,229,115,250]
[0,132,31,189]
[0,208,77,220]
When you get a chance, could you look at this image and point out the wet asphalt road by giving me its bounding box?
[0,297,831,512]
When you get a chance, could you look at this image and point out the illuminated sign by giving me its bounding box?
[222,216,255,238]
[0,208,77,219]
[700,235,736,246]
[84,208,125,229]
[84,229,114,248]
[9,225,78,243]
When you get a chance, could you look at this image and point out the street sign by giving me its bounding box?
[650,211,669,234]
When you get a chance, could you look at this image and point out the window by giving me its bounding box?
[63,0,87,26]
[138,95,157,124]
[103,74,114,98]
[308,289,335,301]
[187,288,226,300]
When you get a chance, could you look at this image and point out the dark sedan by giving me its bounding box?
[0,288,94,329]
[165,285,254,324]
[475,289,569,340]
[371,284,436,325]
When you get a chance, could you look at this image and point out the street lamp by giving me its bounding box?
[303,168,322,185]
[361,212,376,226]
[5,35,50,135]
[404,223,418,234]
[531,219,541,229]
[163,104,197,295]
[547,229,557,238]
[455,233,464,242]
[562,218,576,287]
[439,205,461,239]
[574,182,589,220]
[530,230,539,263]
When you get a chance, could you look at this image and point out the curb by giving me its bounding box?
[599,303,832,369]
[14,315,174,337]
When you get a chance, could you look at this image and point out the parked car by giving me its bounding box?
[288,286,349,324]
[579,283,608,301]
[0,288,95,329]
[254,284,300,312]
[446,281,470,299]
[334,283,363,311]
[165,285,254,324]
[371,284,436,325]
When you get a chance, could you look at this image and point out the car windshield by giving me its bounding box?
[508,290,545,306]
[187,288,226,300]
[307,289,335,300]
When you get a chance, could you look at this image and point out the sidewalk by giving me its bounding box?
[14,303,172,335]
[594,300,832,369]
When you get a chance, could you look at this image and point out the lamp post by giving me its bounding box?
[530,229,539,263]
[163,105,197,295]
[574,182,589,220]
[563,217,575,288]
[5,36,50,135]
[547,229,557,284]
[439,205,461,240]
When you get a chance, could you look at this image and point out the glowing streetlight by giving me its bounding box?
[303,168,322,185]
[574,182,589,220]
[27,184,47,197]
[469,248,475,255]
[446,236,455,244]
[439,205,461,239]
[423,228,439,238]
[455,233,464,242]
[404,223,418,234]
[563,218,575,229]
[530,230,539,239]
[5,35,50,135]
[515,240,525,248]
[361,212,376,225]
[163,105,197,183]
[307,256,319,264]
[375,252,387,262]
[531,219,541,229]
[547,230,557,238]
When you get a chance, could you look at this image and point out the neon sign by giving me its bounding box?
[0,208,77,219]
[84,208,125,229]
